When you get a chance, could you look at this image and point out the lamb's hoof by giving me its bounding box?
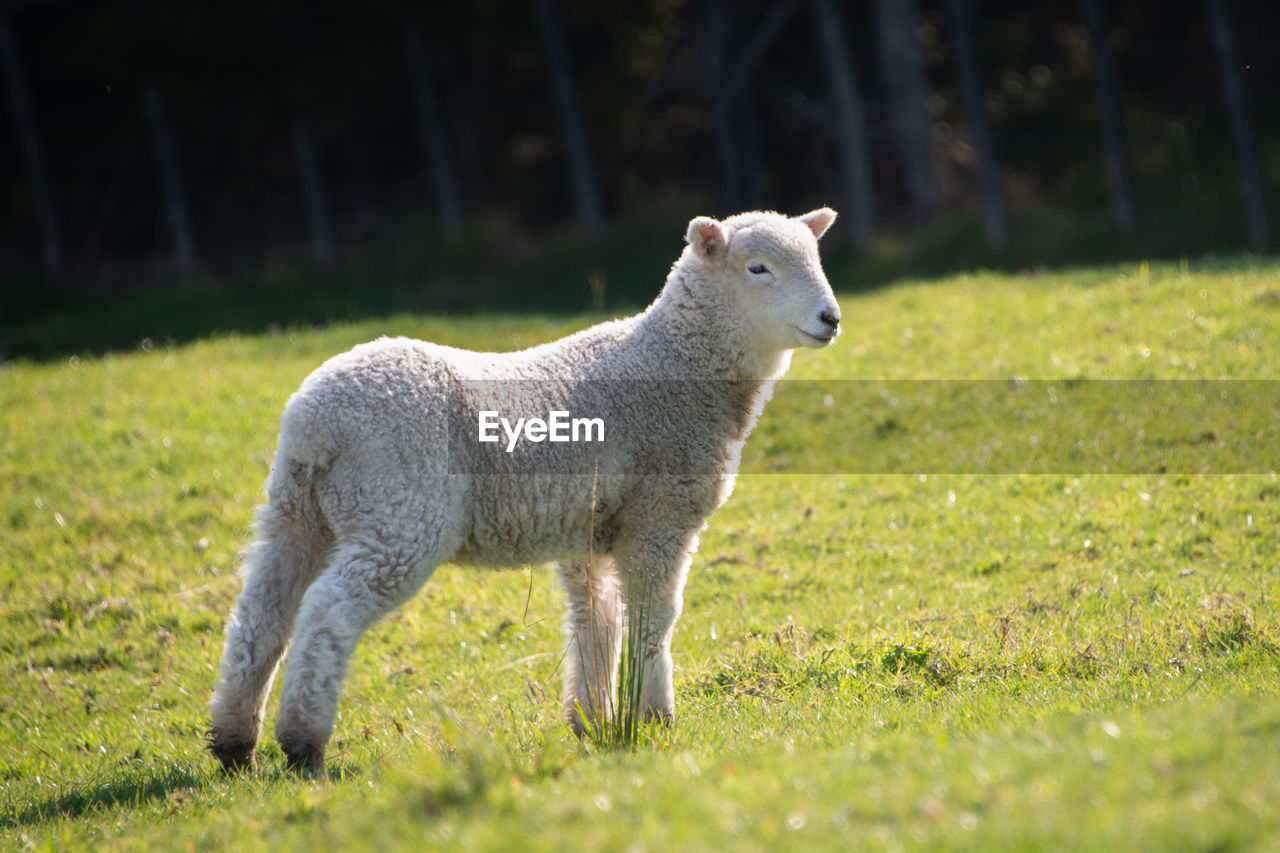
[564,701,604,738]
[279,736,325,776]
[643,708,675,728]
[207,730,257,774]
[567,716,587,739]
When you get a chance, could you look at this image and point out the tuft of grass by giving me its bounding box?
[1199,607,1274,655]
[576,570,669,752]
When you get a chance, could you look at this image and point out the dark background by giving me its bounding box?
[2,0,1278,357]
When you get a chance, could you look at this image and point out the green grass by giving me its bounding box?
[2,257,1279,849]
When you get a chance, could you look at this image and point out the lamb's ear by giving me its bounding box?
[799,207,838,240]
[686,216,726,262]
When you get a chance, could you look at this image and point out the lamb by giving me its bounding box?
[207,208,842,774]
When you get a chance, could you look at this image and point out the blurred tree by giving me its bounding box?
[403,22,462,238]
[292,118,335,266]
[0,8,60,276]
[141,85,196,273]
[1204,0,1267,249]
[708,0,799,212]
[532,0,604,232]
[874,0,933,219]
[943,0,1007,246]
[811,0,874,248]
[704,0,749,212]
[1078,0,1135,228]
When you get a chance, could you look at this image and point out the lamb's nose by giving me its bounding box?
[819,310,841,330]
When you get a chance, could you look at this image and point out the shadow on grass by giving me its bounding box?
[2,206,1272,362]
[0,762,203,830]
[0,754,368,831]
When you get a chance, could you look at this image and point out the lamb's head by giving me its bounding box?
[683,208,842,353]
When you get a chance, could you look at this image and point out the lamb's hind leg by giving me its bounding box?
[208,502,329,772]
[558,556,622,735]
[274,536,441,774]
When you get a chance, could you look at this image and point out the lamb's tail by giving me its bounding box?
[207,453,332,772]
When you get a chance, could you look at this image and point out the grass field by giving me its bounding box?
[2,256,1278,850]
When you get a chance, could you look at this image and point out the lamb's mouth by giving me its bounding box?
[795,327,836,346]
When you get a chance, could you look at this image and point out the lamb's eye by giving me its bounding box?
[748,263,770,276]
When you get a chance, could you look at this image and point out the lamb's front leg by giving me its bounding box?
[557,557,622,735]
[617,534,697,725]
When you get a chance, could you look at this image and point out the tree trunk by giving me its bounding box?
[710,0,801,115]
[812,0,875,249]
[1077,0,1135,228]
[292,119,335,267]
[403,23,462,237]
[532,0,603,232]
[942,0,1006,247]
[874,0,933,218]
[706,0,747,211]
[141,86,197,273]
[0,11,61,277]
[705,0,746,212]
[706,0,801,212]
[1204,0,1267,250]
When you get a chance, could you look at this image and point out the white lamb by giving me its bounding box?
[208,208,842,773]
